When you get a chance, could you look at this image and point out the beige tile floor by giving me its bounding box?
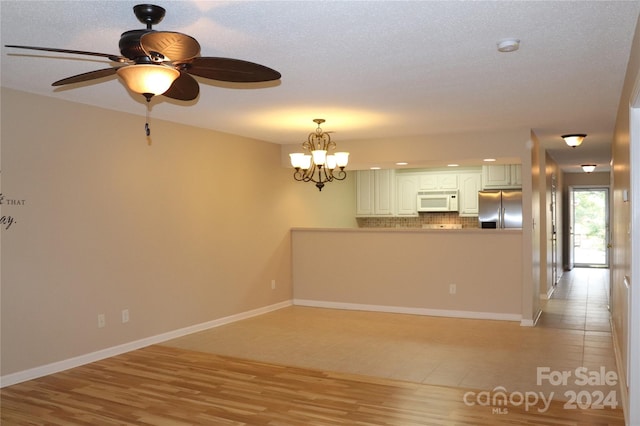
[164,268,619,401]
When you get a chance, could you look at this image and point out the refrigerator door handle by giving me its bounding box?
[500,207,505,229]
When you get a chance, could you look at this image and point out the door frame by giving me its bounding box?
[627,88,640,426]
[567,189,575,270]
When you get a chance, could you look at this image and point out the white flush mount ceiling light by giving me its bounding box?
[562,133,587,148]
[289,119,349,191]
[581,164,596,173]
[497,39,520,53]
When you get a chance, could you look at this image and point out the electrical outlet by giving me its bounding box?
[449,284,457,295]
[98,314,106,328]
[121,309,129,323]
[271,279,276,290]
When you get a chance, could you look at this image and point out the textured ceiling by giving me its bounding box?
[2,1,639,172]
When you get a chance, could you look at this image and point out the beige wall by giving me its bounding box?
[538,153,563,298]
[292,229,523,318]
[286,127,538,323]
[550,157,563,293]
[610,11,640,418]
[0,88,357,376]
[563,171,610,187]
[282,128,530,170]
[526,131,542,322]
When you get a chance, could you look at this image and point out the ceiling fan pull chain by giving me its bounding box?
[145,101,151,137]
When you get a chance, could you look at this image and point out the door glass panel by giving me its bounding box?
[572,189,608,266]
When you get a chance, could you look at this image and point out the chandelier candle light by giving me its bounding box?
[289,119,349,191]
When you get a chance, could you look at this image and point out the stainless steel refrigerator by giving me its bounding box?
[478,190,523,229]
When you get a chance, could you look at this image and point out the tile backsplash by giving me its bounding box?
[357,212,479,228]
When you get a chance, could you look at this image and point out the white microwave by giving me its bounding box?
[417,190,459,212]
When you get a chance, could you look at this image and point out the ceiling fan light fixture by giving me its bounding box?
[561,133,587,148]
[116,64,179,98]
[581,164,596,173]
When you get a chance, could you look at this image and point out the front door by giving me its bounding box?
[570,187,610,267]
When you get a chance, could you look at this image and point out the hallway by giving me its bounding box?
[536,267,619,395]
[539,267,612,333]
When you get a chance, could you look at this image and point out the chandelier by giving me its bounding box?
[289,119,349,191]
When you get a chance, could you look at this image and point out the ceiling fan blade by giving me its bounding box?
[162,72,199,101]
[4,45,126,62]
[52,68,119,86]
[140,32,200,62]
[181,57,281,82]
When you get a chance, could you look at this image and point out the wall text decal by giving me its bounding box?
[0,216,16,230]
[0,193,26,206]
[0,193,24,230]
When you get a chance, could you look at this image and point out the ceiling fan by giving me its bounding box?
[4,4,281,103]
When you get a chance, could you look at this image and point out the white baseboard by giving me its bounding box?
[610,317,629,423]
[293,299,522,322]
[0,300,292,388]
[521,309,542,327]
[541,285,556,300]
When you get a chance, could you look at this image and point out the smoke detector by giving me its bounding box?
[497,39,520,53]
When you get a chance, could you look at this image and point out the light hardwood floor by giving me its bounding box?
[0,345,624,425]
[1,268,625,425]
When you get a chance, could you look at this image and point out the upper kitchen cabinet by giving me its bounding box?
[482,164,522,189]
[419,173,458,190]
[458,172,482,216]
[356,170,396,216]
[396,174,419,216]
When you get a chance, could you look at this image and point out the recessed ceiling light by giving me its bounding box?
[483,158,496,162]
[497,39,520,53]
[447,164,459,167]
[370,166,381,170]
[396,162,408,166]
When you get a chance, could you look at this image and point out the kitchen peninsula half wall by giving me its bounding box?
[292,228,523,322]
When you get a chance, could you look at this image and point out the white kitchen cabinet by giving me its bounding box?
[482,164,522,189]
[510,164,522,186]
[356,170,395,216]
[418,173,458,190]
[356,170,374,215]
[396,174,419,216]
[458,172,482,216]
